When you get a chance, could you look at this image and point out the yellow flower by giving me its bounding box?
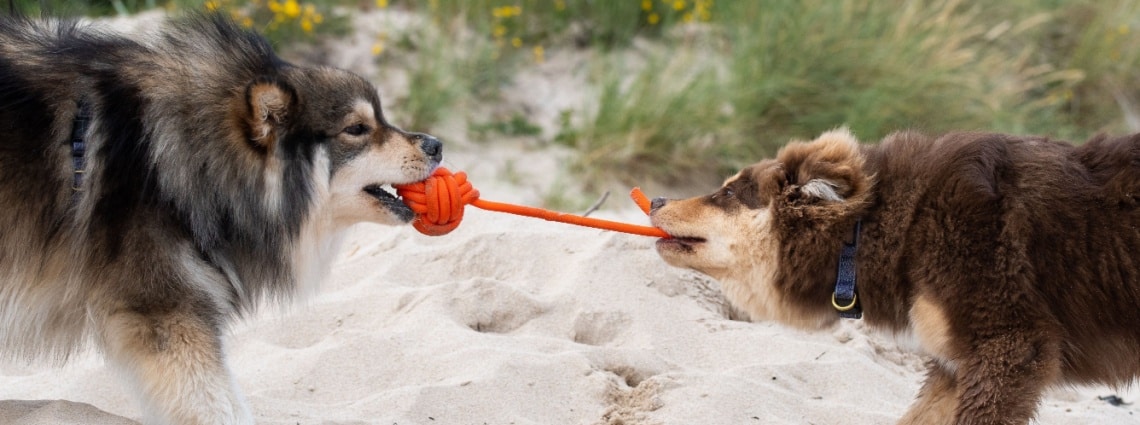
[647,12,660,25]
[695,0,712,21]
[641,0,652,11]
[205,0,219,11]
[268,0,281,12]
[493,24,507,38]
[533,45,544,63]
[511,37,522,48]
[313,13,323,24]
[283,0,301,18]
[376,0,389,8]
[371,42,385,56]
[241,17,254,28]
[301,18,313,33]
[555,0,565,11]
[672,0,685,10]
[682,12,693,22]
[493,5,523,18]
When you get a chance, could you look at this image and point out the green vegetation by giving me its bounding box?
[384,31,517,134]
[10,0,1140,189]
[399,0,1140,187]
[8,0,348,45]
[8,0,177,15]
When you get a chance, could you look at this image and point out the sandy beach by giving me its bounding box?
[2,9,1139,425]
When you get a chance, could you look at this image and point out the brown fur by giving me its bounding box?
[651,127,1140,424]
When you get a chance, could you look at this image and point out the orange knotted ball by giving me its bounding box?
[393,167,480,236]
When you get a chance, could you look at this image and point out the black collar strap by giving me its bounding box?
[70,98,92,196]
[831,219,863,319]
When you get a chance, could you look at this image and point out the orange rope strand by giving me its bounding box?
[394,167,670,238]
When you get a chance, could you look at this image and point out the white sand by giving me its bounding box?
[2,153,1138,424]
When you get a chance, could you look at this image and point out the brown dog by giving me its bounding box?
[650,128,1140,424]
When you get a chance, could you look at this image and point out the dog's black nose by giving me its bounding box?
[416,134,443,162]
[650,197,668,212]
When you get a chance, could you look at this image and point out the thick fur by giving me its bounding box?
[651,128,1140,424]
[0,14,441,424]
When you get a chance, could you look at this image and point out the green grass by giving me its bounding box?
[379,25,519,134]
[8,0,178,15]
[555,52,733,186]
[410,0,707,49]
[1036,0,1140,132]
[472,113,543,139]
[20,0,1140,191]
[550,0,1140,187]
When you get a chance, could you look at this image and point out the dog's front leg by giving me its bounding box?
[98,306,253,425]
[898,361,958,425]
[950,332,1060,425]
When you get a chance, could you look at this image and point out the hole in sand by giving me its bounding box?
[604,365,653,388]
[597,375,663,424]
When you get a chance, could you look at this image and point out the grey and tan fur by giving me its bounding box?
[0,13,441,424]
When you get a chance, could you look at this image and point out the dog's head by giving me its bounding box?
[650,128,872,326]
[232,68,441,227]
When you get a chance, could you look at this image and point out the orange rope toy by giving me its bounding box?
[393,167,670,238]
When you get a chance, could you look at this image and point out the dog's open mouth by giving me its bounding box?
[656,235,706,251]
[363,184,415,222]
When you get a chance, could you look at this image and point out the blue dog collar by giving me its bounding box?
[831,220,862,319]
[70,98,92,196]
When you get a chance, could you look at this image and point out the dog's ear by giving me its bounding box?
[799,178,845,202]
[774,127,873,216]
[243,77,293,152]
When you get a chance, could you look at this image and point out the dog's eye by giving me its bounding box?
[711,187,734,201]
[342,124,370,136]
